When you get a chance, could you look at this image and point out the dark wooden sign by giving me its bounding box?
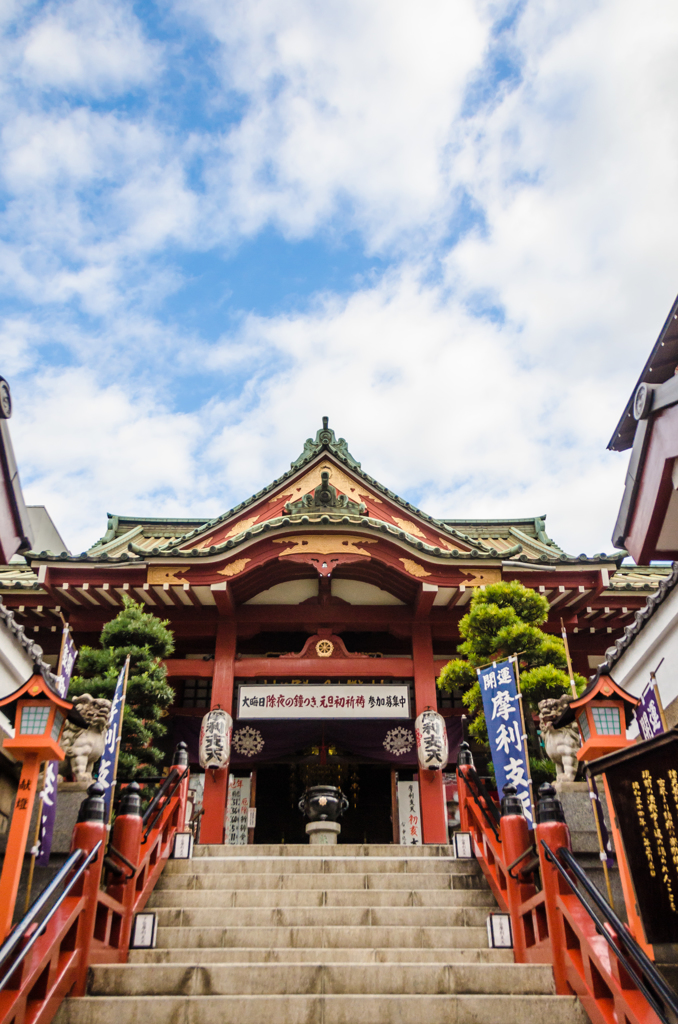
[590,729,678,944]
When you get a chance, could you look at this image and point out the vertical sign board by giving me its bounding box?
[594,730,678,944]
[635,683,666,741]
[477,658,533,826]
[397,780,422,845]
[225,775,251,845]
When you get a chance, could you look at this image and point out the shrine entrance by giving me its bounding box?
[252,763,394,845]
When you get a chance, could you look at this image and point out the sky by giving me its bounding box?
[1,0,678,557]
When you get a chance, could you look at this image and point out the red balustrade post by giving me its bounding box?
[499,811,532,962]
[456,750,474,834]
[534,783,572,996]
[107,783,143,952]
[170,743,190,831]
[70,784,106,997]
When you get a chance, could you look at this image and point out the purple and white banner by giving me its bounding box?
[99,663,127,822]
[478,658,534,826]
[36,628,78,866]
[636,683,666,741]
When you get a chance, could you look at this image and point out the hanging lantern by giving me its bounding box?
[415,710,448,771]
[199,709,233,770]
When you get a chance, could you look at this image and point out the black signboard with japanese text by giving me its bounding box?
[589,729,678,944]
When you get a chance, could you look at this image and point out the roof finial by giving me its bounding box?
[322,416,329,430]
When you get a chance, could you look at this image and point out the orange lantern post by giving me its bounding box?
[558,670,652,952]
[0,673,75,940]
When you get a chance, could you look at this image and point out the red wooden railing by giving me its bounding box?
[458,763,678,1024]
[0,746,190,1024]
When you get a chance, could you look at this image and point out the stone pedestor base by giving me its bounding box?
[305,821,341,845]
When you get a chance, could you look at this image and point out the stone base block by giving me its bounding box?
[305,822,341,845]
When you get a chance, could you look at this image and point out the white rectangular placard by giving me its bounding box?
[171,833,193,859]
[453,832,474,859]
[487,913,513,948]
[397,780,422,845]
[130,912,157,949]
[225,775,251,845]
[247,807,257,829]
[238,684,410,719]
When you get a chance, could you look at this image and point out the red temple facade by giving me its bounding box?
[0,420,667,844]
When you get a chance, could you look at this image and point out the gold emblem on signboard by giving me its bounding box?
[147,567,189,585]
[316,640,334,658]
[274,536,377,556]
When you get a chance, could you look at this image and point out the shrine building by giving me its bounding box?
[0,419,667,844]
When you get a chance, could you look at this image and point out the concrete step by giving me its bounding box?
[148,888,496,909]
[153,906,490,928]
[56,993,588,1024]
[155,925,490,948]
[163,856,469,875]
[129,947,515,965]
[157,870,485,891]
[89,962,556,996]
[193,844,455,858]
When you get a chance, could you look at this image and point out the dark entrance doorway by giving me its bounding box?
[253,764,393,844]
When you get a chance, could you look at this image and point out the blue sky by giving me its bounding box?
[1,0,678,555]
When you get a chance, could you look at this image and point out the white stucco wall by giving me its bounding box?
[608,583,678,736]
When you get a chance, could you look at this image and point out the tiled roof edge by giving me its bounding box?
[0,600,61,687]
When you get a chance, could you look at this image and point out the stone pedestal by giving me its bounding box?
[305,821,340,845]
[554,779,626,917]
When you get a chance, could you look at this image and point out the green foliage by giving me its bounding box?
[70,596,176,779]
[436,579,579,752]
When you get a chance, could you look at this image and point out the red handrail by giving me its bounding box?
[457,764,666,1024]
[0,754,190,1024]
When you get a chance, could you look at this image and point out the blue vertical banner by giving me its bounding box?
[99,661,128,823]
[36,628,78,866]
[477,658,534,826]
[636,682,666,741]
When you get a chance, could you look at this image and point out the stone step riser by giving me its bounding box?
[192,845,455,858]
[129,948,515,965]
[56,993,588,1024]
[154,907,489,928]
[156,873,486,891]
[165,859,470,875]
[156,926,489,949]
[148,889,496,909]
[89,963,556,997]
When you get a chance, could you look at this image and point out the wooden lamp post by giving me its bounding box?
[0,673,75,940]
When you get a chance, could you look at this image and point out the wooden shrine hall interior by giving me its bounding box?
[0,418,667,845]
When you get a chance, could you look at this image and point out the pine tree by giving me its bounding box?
[69,596,176,779]
[437,580,586,753]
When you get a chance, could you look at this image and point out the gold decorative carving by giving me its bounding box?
[270,462,382,506]
[459,568,502,586]
[399,558,432,578]
[217,558,252,577]
[315,639,334,658]
[274,535,377,556]
[147,567,189,585]
[392,518,426,539]
[196,516,260,549]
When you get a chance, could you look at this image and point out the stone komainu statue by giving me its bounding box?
[59,694,112,783]
[538,695,581,782]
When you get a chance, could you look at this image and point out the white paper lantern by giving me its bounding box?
[415,710,448,771]
[199,709,233,770]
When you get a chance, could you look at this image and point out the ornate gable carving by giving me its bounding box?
[283,471,366,516]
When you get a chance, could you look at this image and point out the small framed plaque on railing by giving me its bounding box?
[130,912,158,949]
[453,832,473,858]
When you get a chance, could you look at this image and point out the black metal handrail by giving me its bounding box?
[141,767,187,841]
[0,840,102,991]
[461,766,501,840]
[541,841,678,1024]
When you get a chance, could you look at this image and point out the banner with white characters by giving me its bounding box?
[36,628,78,867]
[99,663,127,821]
[477,658,533,826]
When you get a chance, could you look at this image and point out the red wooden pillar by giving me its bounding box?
[412,623,447,844]
[200,617,237,844]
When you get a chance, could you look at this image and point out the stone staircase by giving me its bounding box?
[57,843,588,1024]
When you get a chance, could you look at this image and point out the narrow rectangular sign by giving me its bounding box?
[636,683,666,741]
[98,664,127,822]
[477,658,533,826]
[238,684,410,719]
[225,775,251,845]
[397,780,422,845]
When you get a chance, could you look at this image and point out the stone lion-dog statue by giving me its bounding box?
[59,694,112,783]
[538,695,581,782]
